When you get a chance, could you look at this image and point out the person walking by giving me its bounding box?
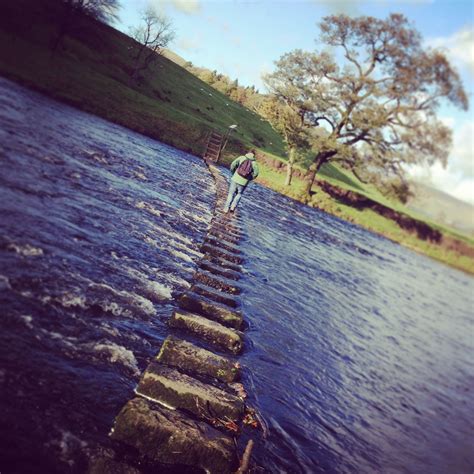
[223,150,259,213]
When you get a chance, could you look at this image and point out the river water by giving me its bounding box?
[0,78,473,473]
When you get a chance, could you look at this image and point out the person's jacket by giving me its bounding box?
[230,154,259,186]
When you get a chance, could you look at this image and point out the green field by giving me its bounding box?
[0,0,472,273]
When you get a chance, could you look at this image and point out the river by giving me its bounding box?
[0,77,473,473]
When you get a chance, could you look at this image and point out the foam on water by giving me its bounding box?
[6,242,44,257]
[88,283,156,317]
[0,274,11,291]
[89,342,140,375]
[168,248,195,263]
[139,280,173,301]
[135,200,162,217]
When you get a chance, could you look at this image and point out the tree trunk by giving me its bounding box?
[303,154,327,201]
[285,148,296,186]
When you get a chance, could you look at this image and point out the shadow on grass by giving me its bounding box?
[318,163,365,192]
[317,180,442,242]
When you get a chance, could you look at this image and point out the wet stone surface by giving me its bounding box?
[202,253,242,273]
[111,398,238,473]
[198,260,242,281]
[178,293,243,329]
[194,271,242,295]
[204,237,242,255]
[201,243,244,265]
[207,229,241,246]
[135,363,244,421]
[190,282,239,309]
[155,335,240,383]
[169,310,244,355]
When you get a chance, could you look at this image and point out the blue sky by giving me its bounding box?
[117,1,474,204]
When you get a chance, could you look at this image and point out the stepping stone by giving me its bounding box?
[136,364,244,422]
[111,397,238,474]
[203,253,242,273]
[209,229,241,244]
[211,220,242,237]
[207,230,240,246]
[169,310,243,354]
[178,293,243,329]
[210,223,241,237]
[209,229,241,243]
[199,260,241,281]
[204,237,242,255]
[201,244,243,265]
[194,271,241,295]
[190,282,238,308]
[156,335,240,383]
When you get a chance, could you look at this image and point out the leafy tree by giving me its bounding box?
[265,14,468,200]
[129,6,175,83]
[258,96,310,185]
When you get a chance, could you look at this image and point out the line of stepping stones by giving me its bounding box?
[99,163,254,474]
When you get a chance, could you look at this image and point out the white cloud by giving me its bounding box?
[427,25,474,76]
[168,0,201,14]
[313,0,433,16]
[149,0,201,15]
[408,119,474,204]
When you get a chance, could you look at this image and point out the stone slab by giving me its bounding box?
[201,245,243,265]
[136,364,244,421]
[110,397,238,474]
[178,292,243,329]
[210,224,241,239]
[203,253,242,273]
[198,260,241,281]
[190,282,239,308]
[194,271,241,295]
[169,310,243,354]
[204,237,242,255]
[207,230,240,246]
[156,335,240,383]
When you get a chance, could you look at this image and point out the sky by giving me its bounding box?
[117,0,474,205]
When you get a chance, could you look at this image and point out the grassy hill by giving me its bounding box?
[0,0,472,273]
[0,0,285,158]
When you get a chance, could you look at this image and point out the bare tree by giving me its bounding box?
[264,14,468,200]
[129,7,175,83]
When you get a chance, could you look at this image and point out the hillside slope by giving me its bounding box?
[407,182,474,235]
[0,0,285,158]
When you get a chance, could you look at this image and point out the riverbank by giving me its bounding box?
[0,0,472,274]
[254,162,474,274]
